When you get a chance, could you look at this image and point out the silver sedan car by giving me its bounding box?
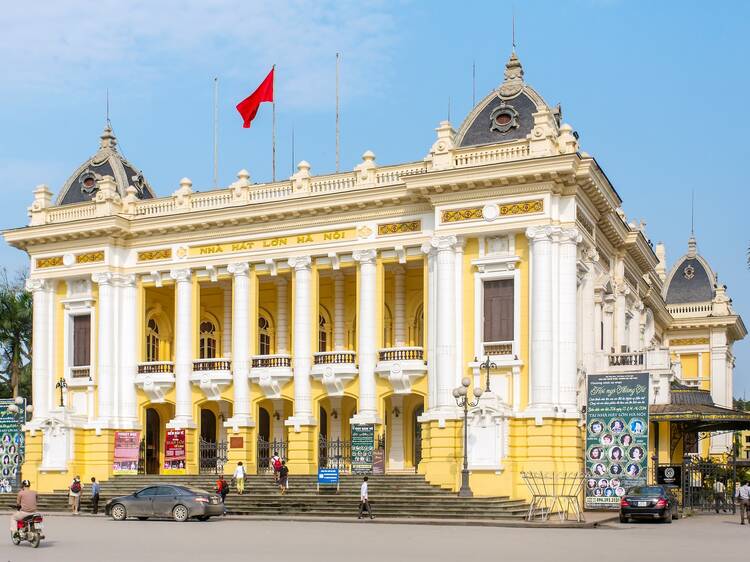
[105,485,224,522]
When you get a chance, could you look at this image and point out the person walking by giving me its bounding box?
[278,460,289,495]
[234,462,246,495]
[358,476,374,519]
[271,451,282,482]
[735,480,750,524]
[714,478,728,513]
[90,477,101,515]
[69,476,82,515]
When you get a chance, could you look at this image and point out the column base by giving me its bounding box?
[166,417,197,430]
[349,412,383,426]
[284,414,317,432]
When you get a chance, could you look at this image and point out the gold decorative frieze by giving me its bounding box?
[76,251,104,264]
[670,337,709,346]
[378,220,421,236]
[189,228,357,257]
[499,199,543,216]
[138,248,172,262]
[441,207,483,223]
[36,256,63,269]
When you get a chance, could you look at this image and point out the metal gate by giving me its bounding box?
[257,437,288,474]
[199,438,228,475]
[681,457,737,513]
[318,436,352,473]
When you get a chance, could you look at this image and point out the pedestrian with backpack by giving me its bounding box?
[69,475,82,514]
[278,461,289,495]
[271,451,282,482]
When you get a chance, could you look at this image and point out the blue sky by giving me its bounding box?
[1,1,748,393]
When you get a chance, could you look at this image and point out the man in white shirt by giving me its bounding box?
[735,481,750,524]
[713,479,727,513]
[358,476,374,520]
[233,462,246,495]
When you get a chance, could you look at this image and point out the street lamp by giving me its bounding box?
[476,355,497,394]
[453,376,483,498]
[55,377,68,407]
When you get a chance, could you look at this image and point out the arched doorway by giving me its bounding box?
[413,405,424,468]
[258,407,270,441]
[145,408,160,475]
[320,406,328,439]
[200,409,217,443]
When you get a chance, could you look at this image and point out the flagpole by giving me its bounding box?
[291,126,295,174]
[335,52,340,173]
[472,61,476,107]
[272,64,277,182]
[213,77,219,188]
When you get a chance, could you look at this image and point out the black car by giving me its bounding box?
[620,485,680,523]
[105,485,224,522]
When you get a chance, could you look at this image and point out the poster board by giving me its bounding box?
[351,424,374,474]
[585,373,649,510]
[164,429,186,473]
[113,431,141,474]
[0,399,24,493]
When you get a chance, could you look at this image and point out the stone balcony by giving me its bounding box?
[249,354,292,399]
[375,346,427,394]
[311,351,358,396]
[67,365,94,388]
[135,361,175,402]
[190,358,232,401]
[482,340,517,363]
[596,347,672,374]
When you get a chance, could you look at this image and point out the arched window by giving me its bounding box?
[258,316,271,356]
[412,304,424,348]
[200,320,217,359]
[146,318,160,362]
[319,314,328,353]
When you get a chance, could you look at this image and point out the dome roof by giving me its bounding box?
[663,236,716,305]
[455,52,560,148]
[56,125,155,206]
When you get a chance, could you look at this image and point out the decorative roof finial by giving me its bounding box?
[99,124,118,151]
[499,51,524,97]
[687,234,697,259]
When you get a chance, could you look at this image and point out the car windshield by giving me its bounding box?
[628,486,664,496]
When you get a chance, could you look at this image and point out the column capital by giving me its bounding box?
[91,272,113,286]
[227,262,250,276]
[352,248,377,264]
[25,278,47,292]
[525,225,559,242]
[559,227,582,245]
[287,255,312,271]
[169,268,192,283]
[112,273,137,287]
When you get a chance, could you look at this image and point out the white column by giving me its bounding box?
[593,296,603,354]
[710,329,731,454]
[222,282,232,358]
[431,236,457,411]
[393,266,406,347]
[388,395,405,469]
[559,228,581,409]
[227,263,253,427]
[92,272,114,423]
[526,227,554,410]
[351,249,380,424]
[169,269,195,428]
[454,239,465,388]
[329,397,342,440]
[603,296,615,353]
[275,277,289,354]
[333,272,345,351]
[615,286,628,352]
[118,274,138,426]
[426,251,437,409]
[26,279,50,421]
[581,253,597,373]
[629,305,642,351]
[286,256,316,427]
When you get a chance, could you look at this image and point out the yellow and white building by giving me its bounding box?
[5,52,746,496]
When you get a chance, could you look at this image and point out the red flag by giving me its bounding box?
[236,67,274,128]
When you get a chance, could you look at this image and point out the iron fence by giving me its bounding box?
[318,436,352,473]
[257,437,288,474]
[199,438,228,475]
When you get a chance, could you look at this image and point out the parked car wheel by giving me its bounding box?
[663,512,673,524]
[111,504,127,521]
[172,504,189,522]
[197,515,210,521]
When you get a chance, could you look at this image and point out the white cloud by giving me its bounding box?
[0,0,399,107]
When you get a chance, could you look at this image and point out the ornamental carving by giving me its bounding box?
[377,220,421,236]
[76,251,104,264]
[670,337,709,346]
[441,207,483,223]
[36,256,63,269]
[499,199,543,217]
[138,248,172,262]
[576,207,595,235]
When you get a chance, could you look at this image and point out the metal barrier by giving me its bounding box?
[198,438,228,475]
[521,472,586,522]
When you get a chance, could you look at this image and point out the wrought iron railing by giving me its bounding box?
[608,352,644,367]
[318,436,352,473]
[199,438,228,475]
[137,361,174,374]
[251,355,292,368]
[192,358,231,371]
[483,341,513,356]
[378,347,424,362]
[313,351,356,365]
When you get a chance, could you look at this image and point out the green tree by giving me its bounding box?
[0,270,32,399]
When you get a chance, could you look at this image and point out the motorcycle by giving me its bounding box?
[11,512,44,548]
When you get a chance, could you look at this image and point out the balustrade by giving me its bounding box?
[313,351,356,365]
[251,355,292,368]
[137,361,174,374]
[378,347,424,362]
[192,358,231,371]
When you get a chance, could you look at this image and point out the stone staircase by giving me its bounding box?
[5,474,528,520]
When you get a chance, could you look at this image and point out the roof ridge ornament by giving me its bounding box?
[99,124,118,151]
[499,51,524,97]
[687,235,697,259]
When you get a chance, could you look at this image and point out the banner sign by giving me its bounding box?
[657,465,682,486]
[113,431,141,474]
[318,468,339,485]
[351,424,374,474]
[164,429,186,471]
[585,373,649,510]
[0,399,24,493]
[372,448,385,475]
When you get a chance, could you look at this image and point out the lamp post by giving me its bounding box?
[55,377,68,408]
[476,355,497,393]
[453,376,483,498]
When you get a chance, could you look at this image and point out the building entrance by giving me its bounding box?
[145,408,160,475]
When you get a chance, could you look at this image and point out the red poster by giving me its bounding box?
[113,431,141,474]
[164,429,186,471]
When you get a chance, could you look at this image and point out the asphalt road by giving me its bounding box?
[2,513,747,562]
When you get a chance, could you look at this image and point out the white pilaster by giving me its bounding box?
[222,282,232,358]
[454,239,465,389]
[388,395,405,470]
[92,272,114,424]
[426,251,437,409]
[558,227,580,409]
[581,251,598,374]
[276,277,289,354]
[286,256,316,428]
[226,263,254,428]
[26,279,51,421]
[593,295,603,354]
[393,266,406,347]
[118,274,138,427]
[351,249,381,425]
[615,285,628,352]
[168,268,196,428]
[333,272,345,351]
[603,296,615,353]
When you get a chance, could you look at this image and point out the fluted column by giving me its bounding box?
[26,279,51,420]
[526,227,555,409]
[333,272,345,351]
[92,272,114,423]
[286,256,316,427]
[393,266,406,347]
[169,268,195,428]
[222,282,232,358]
[351,249,380,424]
[559,227,581,409]
[615,284,628,352]
[118,274,138,426]
[581,249,598,375]
[227,263,253,427]
[275,277,289,354]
